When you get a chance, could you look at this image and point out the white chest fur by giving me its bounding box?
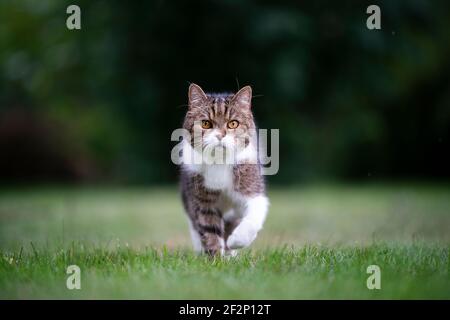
[182,141,235,191]
[201,164,233,190]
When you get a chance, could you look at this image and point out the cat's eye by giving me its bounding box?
[201,120,212,129]
[227,120,239,129]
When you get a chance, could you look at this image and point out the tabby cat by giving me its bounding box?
[180,83,269,256]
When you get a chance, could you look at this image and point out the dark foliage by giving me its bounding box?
[0,0,449,184]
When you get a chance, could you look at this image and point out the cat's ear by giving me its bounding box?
[232,85,252,109]
[188,83,207,107]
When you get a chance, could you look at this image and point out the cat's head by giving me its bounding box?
[183,83,256,163]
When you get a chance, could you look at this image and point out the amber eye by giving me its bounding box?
[201,120,212,129]
[227,120,239,129]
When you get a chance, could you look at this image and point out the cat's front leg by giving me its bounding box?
[196,207,225,256]
[223,216,240,257]
[227,195,269,249]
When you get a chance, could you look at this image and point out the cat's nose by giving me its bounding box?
[216,134,223,141]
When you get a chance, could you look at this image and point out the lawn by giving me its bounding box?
[0,184,449,299]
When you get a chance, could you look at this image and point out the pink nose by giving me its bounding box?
[216,134,223,141]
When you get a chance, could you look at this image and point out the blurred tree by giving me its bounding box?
[0,0,449,184]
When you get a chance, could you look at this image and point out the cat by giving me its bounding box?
[179,83,269,256]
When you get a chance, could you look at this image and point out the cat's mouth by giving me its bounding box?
[204,138,227,148]
[201,142,237,164]
[204,142,227,153]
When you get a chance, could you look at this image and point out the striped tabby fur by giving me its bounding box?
[180,84,269,256]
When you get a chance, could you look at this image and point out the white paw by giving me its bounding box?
[224,249,238,259]
[226,223,258,249]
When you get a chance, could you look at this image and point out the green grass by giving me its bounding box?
[0,184,449,299]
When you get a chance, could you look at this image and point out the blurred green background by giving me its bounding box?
[1,0,449,185]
